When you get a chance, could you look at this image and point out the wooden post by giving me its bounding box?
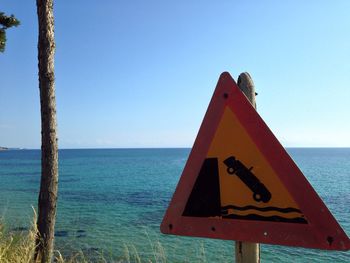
[235,72,260,263]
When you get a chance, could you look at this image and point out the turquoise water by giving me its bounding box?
[0,148,349,262]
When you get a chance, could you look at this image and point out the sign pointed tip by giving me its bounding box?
[217,72,236,92]
[160,221,173,235]
[343,237,350,251]
[159,224,166,234]
[219,71,232,80]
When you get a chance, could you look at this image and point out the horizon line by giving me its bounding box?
[2,146,350,151]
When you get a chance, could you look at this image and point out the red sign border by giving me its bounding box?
[160,72,350,250]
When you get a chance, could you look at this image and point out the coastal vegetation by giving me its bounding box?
[0,211,169,263]
[0,214,92,263]
[0,12,20,53]
[0,220,37,263]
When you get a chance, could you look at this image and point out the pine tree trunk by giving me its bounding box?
[35,0,58,262]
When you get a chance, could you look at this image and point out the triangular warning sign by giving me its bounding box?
[160,72,350,250]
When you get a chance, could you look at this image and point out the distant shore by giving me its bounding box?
[0,147,25,151]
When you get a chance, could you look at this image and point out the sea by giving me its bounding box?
[0,148,349,262]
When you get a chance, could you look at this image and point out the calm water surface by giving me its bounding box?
[0,148,349,262]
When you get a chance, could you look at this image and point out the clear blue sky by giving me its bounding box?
[1,1,350,148]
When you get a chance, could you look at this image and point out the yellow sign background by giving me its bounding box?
[207,107,304,220]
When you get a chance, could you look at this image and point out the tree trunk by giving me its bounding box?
[35,0,58,262]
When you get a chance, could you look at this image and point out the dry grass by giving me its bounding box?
[0,208,90,263]
[0,209,37,263]
[0,209,208,263]
[0,209,168,263]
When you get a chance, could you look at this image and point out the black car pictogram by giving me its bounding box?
[223,156,271,203]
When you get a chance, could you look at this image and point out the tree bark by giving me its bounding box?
[35,0,58,262]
